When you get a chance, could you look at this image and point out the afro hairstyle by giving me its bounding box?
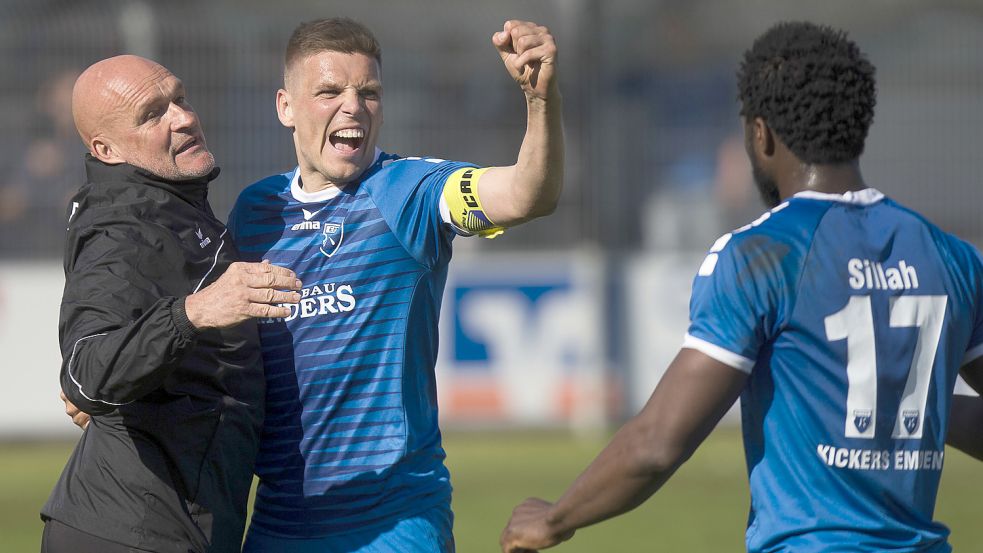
[737,21,876,164]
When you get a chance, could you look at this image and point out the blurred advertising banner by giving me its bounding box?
[0,262,74,438]
[624,253,704,412]
[3,254,972,440]
[436,252,608,429]
[4,256,611,438]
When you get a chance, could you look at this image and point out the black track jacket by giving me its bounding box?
[42,156,265,553]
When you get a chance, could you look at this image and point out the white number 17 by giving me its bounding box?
[824,295,947,440]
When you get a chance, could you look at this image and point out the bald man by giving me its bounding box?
[40,55,300,553]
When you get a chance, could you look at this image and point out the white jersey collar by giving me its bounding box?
[289,148,383,204]
[793,188,884,205]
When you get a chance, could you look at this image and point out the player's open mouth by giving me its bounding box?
[329,128,365,153]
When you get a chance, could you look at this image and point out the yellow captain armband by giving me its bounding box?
[442,167,505,239]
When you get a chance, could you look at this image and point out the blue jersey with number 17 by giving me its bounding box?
[684,189,983,553]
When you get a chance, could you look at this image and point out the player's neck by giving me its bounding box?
[782,159,866,199]
[297,168,343,194]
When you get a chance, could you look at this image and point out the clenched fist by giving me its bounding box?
[500,497,574,553]
[185,261,301,329]
[493,20,559,101]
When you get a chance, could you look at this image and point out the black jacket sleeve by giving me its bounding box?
[59,221,200,415]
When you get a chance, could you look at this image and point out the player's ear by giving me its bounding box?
[751,117,775,158]
[276,88,294,128]
[90,136,125,165]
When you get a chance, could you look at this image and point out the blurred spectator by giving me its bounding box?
[0,68,85,258]
[713,130,759,230]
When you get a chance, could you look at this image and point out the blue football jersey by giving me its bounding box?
[685,189,983,553]
[228,152,476,537]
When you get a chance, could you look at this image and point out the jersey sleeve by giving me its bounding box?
[367,158,478,268]
[684,232,791,373]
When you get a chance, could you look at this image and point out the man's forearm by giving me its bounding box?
[511,94,564,220]
[479,94,564,226]
[500,350,748,552]
[61,296,197,415]
[480,20,564,228]
[545,416,680,535]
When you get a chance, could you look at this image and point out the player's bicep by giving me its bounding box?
[440,166,505,238]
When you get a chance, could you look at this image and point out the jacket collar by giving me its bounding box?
[83,154,221,210]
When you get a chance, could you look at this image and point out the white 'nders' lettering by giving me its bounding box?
[258,283,356,324]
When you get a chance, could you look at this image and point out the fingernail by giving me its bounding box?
[295,279,302,288]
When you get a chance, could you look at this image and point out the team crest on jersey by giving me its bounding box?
[902,410,920,434]
[853,410,872,433]
[319,219,344,257]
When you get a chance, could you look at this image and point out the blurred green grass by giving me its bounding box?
[4,427,981,552]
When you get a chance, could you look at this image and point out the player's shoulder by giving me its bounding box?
[717,197,826,252]
[697,202,795,279]
[238,169,293,203]
[873,195,983,271]
[68,180,179,239]
[696,194,837,282]
[728,188,905,251]
[366,151,474,189]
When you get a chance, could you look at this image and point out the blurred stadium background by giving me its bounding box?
[3,0,983,550]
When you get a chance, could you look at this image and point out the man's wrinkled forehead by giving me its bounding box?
[101,63,177,112]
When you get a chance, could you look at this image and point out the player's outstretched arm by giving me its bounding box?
[499,349,748,552]
[946,357,983,462]
[474,19,563,228]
